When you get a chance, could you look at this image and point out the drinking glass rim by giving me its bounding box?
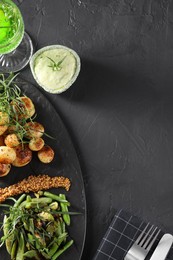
[0,0,24,50]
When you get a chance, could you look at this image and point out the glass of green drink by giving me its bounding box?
[0,0,33,72]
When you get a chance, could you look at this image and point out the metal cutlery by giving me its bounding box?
[124,223,160,260]
[149,233,173,260]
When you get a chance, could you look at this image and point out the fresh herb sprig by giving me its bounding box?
[0,73,20,111]
[0,73,55,147]
[0,73,33,144]
[47,56,66,71]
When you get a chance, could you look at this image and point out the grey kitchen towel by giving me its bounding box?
[94,209,173,260]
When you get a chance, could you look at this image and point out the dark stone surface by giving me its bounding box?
[14,0,173,259]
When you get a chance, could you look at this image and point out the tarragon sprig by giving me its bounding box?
[47,56,66,71]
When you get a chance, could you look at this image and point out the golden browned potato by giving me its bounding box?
[7,125,24,140]
[24,122,44,139]
[12,144,32,167]
[29,137,45,151]
[0,146,16,164]
[0,163,11,177]
[37,145,54,163]
[20,96,35,118]
[7,125,17,134]
[0,125,8,136]
[0,111,9,125]
[4,134,20,148]
[0,135,5,146]
[11,96,35,119]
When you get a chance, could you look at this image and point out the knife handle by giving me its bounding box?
[150,233,173,260]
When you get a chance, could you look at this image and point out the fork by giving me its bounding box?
[124,223,161,260]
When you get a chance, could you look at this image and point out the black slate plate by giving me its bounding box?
[0,78,86,260]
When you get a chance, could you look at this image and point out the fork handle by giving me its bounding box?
[124,244,147,260]
[124,255,136,260]
[124,251,144,260]
[124,254,138,260]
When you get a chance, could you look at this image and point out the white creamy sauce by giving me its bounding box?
[34,49,77,91]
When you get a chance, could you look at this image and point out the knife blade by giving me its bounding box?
[150,233,173,260]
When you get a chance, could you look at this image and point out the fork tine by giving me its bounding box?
[138,225,154,246]
[146,229,161,251]
[142,227,157,249]
[135,223,150,244]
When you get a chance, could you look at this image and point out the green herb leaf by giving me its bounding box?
[47,56,66,71]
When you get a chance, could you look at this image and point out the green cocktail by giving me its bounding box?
[0,0,33,72]
[0,0,24,54]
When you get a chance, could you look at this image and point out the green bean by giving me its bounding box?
[5,236,14,255]
[40,250,51,259]
[3,215,13,254]
[31,197,53,204]
[56,233,67,245]
[11,240,17,260]
[44,191,70,205]
[3,215,8,237]
[55,220,62,236]
[27,233,35,246]
[23,250,40,260]
[48,242,58,257]
[35,238,41,250]
[29,218,34,234]
[61,220,66,233]
[26,195,32,202]
[52,240,74,260]
[59,194,70,225]
[60,220,66,242]
[1,192,75,259]
[49,233,67,257]
[35,233,46,249]
[16,232,25,260]
[13,194,26,208]
[24,197,52,208]
[23,221,29,231]
[19,197,52,209]
[9,194,26,222]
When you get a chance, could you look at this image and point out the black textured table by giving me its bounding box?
[14,0,173,259]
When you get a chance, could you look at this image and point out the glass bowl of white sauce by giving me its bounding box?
[30,45,81,94]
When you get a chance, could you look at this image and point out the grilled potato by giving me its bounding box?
[0,125,8,136]
[0,112,9,126]
[0,146,16,164]
[0,163,11,177]
[12,144,32,167]
[11,96,35,119]
[29,138,45,151]
[7,125,17,134]
[24,122,44,139]
[37,145,54,163]
[4,134,20,148]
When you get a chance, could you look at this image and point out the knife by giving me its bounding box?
[150,233,173,260]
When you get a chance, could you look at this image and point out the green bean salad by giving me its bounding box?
[0,191,76,259]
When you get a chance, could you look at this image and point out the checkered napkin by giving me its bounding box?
[94,209,173,260]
